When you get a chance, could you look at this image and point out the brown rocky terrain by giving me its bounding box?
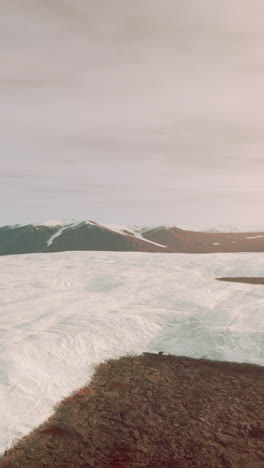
[1,353,263,468]
[142,226,264,253]
[217,277,264,285]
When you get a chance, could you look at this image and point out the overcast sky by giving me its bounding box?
[1,0,264,226]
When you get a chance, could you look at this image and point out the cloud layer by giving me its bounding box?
[0,1,263,225]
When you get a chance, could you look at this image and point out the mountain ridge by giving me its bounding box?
[1,220,264,256]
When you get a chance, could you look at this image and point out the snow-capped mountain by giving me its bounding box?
[1,220,264,256]
[0,221,166,256]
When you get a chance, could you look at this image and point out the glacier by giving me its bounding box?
[0,251,263,452]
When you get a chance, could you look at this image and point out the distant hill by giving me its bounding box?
[1,220,264,256]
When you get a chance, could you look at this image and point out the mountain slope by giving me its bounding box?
[0,220,264,256]
[0,221,167,256]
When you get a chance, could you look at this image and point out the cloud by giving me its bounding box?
[0,1,264,225]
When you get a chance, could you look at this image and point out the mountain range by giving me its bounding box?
[1,220,264,256]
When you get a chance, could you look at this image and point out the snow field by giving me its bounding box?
[0,251,263,451]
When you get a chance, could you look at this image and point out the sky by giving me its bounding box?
[0,0,264,227]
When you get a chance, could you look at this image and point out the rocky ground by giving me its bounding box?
[1,353,264,468]
[217,277,264,285]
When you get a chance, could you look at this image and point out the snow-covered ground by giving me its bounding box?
[0,252,263,451]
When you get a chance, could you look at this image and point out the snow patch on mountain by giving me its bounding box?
[46,221,80,246]
[104,224,167,248]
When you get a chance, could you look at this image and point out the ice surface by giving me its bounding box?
[0,252,263,451]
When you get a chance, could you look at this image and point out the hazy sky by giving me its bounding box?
[1,0,264,226]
